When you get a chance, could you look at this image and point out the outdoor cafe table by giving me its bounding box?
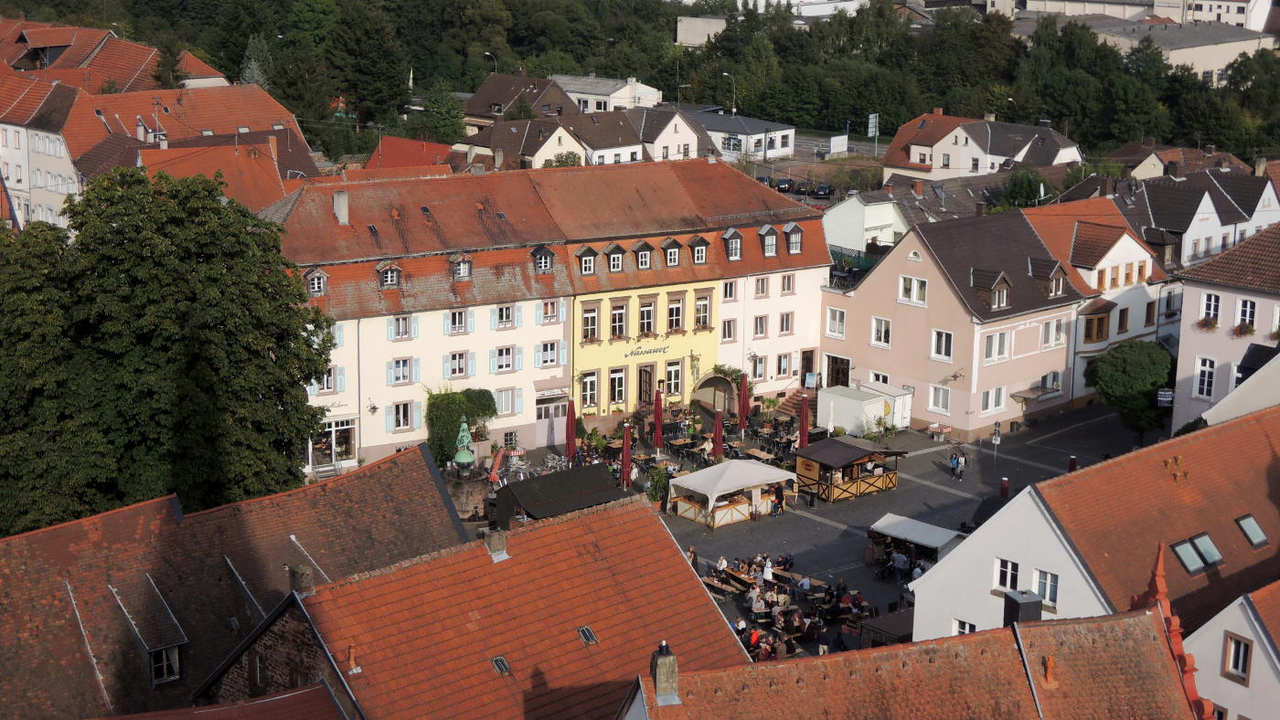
[746,448,775,462]
[607,439,623,449]
[668,437,693,447]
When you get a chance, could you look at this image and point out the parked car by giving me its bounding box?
[794,181,811,195]
[757,175,771,185]
[812,184,834,199]
[774,177,794,192]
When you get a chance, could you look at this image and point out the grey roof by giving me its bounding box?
[549,73,629,96]
[916,212,1084,322]
[675,103,794,135]
[560,110,643,152]
[865,172,1010,226]
[962,121,1076,165]
[1064,168,1265,237]
[623,106,719,157]
[1013,12,1276,50]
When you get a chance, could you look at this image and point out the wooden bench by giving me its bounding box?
[701,577,738,597]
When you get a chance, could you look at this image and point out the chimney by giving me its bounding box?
[975,201,986,216]
[1255,157,1267,177]
[484,529,510,563]
[494,148,504,170]
[135,120,146,142]
[1002,589,1042,627]
[289,564,315,596]
[984,112,996,122]
[1103,176,1116,196]
[1165,160,1179,178]
[332,190,349,225]
[912,180,924,197]
[932,107,943,116]
[885,184,893,198]
[650,641,680,706]
[158,136,168,150]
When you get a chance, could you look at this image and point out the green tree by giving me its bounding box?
[330,0,410,124]
[542,151,581,167]
[152,33,188,89]
[1002,168,1051,208]
[426,389,496,464]
[0,169,333,534]
[239,33,272,88]
[286,0,338,51]
[404,79,465,143]
[1084,341,1173,442]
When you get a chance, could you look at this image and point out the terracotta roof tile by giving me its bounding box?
[1023,197,1168,294]
[0,74,54,124]
[363,135,452,169]
[1035,404,1280,631]
[141,142,287,212]
[175,50,222,80]
[1068,220,1127,269]
[1175,223,1280,295]
[641,611,1194,719]
[342,163,451,181]
[88,684,343,719]
[19,66,112,92]
[1247,577,1280,644]
[303,497,748,720]
[882,109,978,171]
[0,444,467,718]
[78,36,156,91]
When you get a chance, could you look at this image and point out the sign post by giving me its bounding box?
[867,112,880,156]
[991,422,1001,479]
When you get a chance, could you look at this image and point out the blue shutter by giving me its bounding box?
[385,361,393,386]
[514,389,524,415]
[532,345,542,368]
[385,411,394,434]
[489,349,497,374]
[412,357,421,382]
[559,342,568,366]
[468,352,476,377]
[535,306,543,325]
[412,401,422,429]
[333,324,344,347]
[386,318,394,340]
[307,380,318,395]
[558,301,566,322]
[514,306,523,328]
[442,354,451,379]
[411,317,420,339]
[336,367,346,392]
[443,313,451,335]
[467,310,475,332]
[490,309,498,330]
[515,346,524,371]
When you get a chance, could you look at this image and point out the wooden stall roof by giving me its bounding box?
[795,436,906,467]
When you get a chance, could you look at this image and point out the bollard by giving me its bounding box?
[1000,476,1009,500]
[1067,455,1078,472]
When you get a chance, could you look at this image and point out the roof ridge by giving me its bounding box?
[0,494,179,546]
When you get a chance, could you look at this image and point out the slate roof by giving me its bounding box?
[464,117,570,168]
[561,109,644,152]
[675,104,794,135]
[624,106,718,158]
[301,497,748,720]
[0,444,468,718]
[1034,404,1280,631]
[1175,223,1280,296]
[464,72,576,120]
[497,463,630,519]
[636,610,1196,719]
[363,135,452,169]
[883,109,977,171]
[91,684,345,720]
[141,142,288,212]
[915,212,1084,322]
[962,120,1076,166]
[1064,168,1267,241]
[870,171,1009,226]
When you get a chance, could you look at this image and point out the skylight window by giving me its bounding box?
[1172,533,1224,574]
[1191,534,1222,565]
[1171,541,1204,574]
[1237,515,1267,547]
[492,656,512,676]
[577,626,598,646]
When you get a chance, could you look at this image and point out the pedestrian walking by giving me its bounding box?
[957,453,967,482]
[949,452,959,479]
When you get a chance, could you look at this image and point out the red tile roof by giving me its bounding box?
[0,444,467,718]
[20,66,111,92]
[342,163,451,181]
[0,19,52,65]
[363,135,453,168]
[38,27,110,68]
[302,497,748,720]
[141,142,287,212]
[883,109,978,171]
[0,74,54,124]
[176,50,222,79]
[78,35,156,90]
[1035,404,1280,631]
[1175,223,1280,296]
[1023,197,1168,294]
[87,684,343,720]
[638,610,1196,719]
[1247,577,1280,643]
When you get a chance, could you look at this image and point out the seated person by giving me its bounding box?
[796,575,812,593]
[716,555,729,576]
[752,594,768,615]
[763,587,778,606]
[746,584,761,606]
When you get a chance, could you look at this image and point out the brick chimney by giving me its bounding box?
[484,529,510,563]
[912,180,924,197]
[650,641,680,706]
[290,564,315,596]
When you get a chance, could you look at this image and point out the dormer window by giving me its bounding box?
[606,246,624,273]
[727,237,741,260]
[992,286,1009,310]
[381,268,400,288]
[666,247,679,266]
[638,250,650,269]
[490,103,502,114]
[307,273,327,296]
[758,226,778,257]
[787,229,802,254]
[532,247,553,274]
[151,647,180,684]
[1049,275,1065,297]
[580,255,595,275]
[694,245,706,264]
[454,259,472,280]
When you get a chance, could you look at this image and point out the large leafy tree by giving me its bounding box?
[0,169,332,534]
[330,0,410,124]
[1085,341,1173,442]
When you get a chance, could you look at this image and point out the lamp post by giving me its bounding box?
[483,51,497,74]
[721,72,736,116]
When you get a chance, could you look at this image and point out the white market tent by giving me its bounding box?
[869,513,966,559]
[669,460,793,527]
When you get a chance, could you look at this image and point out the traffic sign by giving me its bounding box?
[1156,388,1173,407]
[867,113,879,138]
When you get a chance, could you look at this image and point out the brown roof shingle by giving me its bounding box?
[89,684,344,720]
[1175,223,1280,296]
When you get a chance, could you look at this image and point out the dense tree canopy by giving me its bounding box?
[0,169,333,534]
[1084,341,1173,441]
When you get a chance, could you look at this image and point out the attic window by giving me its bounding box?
[1172,533,1223,575]
[496,211,507,220]
[577,626,598,646]
[907,250,922,262]
[1237,515,1267,547]
[150,647,180,684]
[237,126,250,134]
[307,273,326,296]
[201,129,213,136]
[492,656,512,676]
[992,287,1009,310]
[490,103,502,114]
[533,249,553,274]
[454,259,472,280]
[381,268,400,288]
[1049,275,1065,297]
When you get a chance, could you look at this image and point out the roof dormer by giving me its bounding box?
[531,245,554,274]
[450,253,473,281]
[376,260,402,289]
[304,268,328,297]
[758,224,778,257]
[722,228,742,261]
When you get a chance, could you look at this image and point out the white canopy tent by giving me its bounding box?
[868,513,966,560]
[669,460,793,527]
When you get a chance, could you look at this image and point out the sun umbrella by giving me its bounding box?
[565,398,577,461]
[621,422,632,488]
[797,393,810,449]
[653,387,664,451]
[712,410,724,459]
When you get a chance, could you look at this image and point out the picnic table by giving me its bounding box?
[702,576,738,598]
[746,448,775,462]
[607,439,623,449]
[727,440,743,448]
[722,568,755,589]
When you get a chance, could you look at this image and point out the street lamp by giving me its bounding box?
[483,51,497,74]
[721,72,736,116]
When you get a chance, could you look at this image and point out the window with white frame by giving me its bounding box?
[535,252,553,273]
[1040,370,1061,392]
[539,341,558,367]
[609,369,625,404]
[151,647,180,683]
[995,558,1019,590]
[580,255,595,275]
[381,268,400,287]
[722,318,736,341]
[667,299,683,331]
[1035,570,1059,604]
[454,259,471,280]
[727,237,741,260]
[450,310,467,334]
[582,308,598,341]
[638,250,651,270]
[318,366,335,392]
[779,312,793,335]
[666,247,680,266]
[449,351,467,377]
[1041,318,1064,347]
[495,346,514,372]
[542,300,558,323]
[1224,634,1251,684]
[755,277,768,297]
[1195,357,1216,398]
[393,316,411,339]
[753,315,767,338]
[495,388,514,415]
[777,353,790,377]
[611,306,626,338]
[899,276,927,305]
[392,357,413,384]
[1237,514,1267,547]
[983,332,1009,362]
[872,317,891,347]
[723,280,736,300]
[666,361,682,394]
[1202,292,1220,321]
[752,355,766,379]
[871,371,889,384]
[826,307,846,338]
[991,287,1008,310]
[496,305,514,328]
[787,230,801,254]
[695,297,710,328]
[393,401,413,430]
[639,302,654,335]
[954,620,977,635]
[982,386,1005,413]
[1049,275,1065,297]
[693,245,706,264]
[763,233,777,257]
[781,274,794,293]
[929,385,950,413]
[932,330,953,360]
[1172,534,1223,574]
[308,274,326,296]
[609,252,623,272]
[1239,298,1257,329]
[581,372,597,406]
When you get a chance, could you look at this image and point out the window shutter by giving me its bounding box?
[532,345,542,368]
[336,367,346,392]
[386,318,394,340]
[442,354,451,379]
[386,361,393,386]
[515,347,524,371]
[411,317,420,339]
[535,306,543,325]
[468,352,476,377]
[307,380,318,395]
[413,401,423,429]
[467,310,475,332]
[443,313,451,334]
[514,306,523,328]
[385,411,394,434]
[558,302,566,322]
[412,357,421,382]
[514,389,524,415]
[490,309,498,330]
[334,324,344,347]
[489,349,498,374]
[559,343,568,366]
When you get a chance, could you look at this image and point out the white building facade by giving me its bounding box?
[549,74,662,113]
[1185,587,1280,720]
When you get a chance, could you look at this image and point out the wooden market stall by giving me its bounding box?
[794,436,905,503]
[669,460,793,528]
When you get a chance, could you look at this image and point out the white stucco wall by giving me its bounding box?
[0,122,28,226]
[28,130,78,227]
[1185,596,1280,720]
[706,128,795,163]
[910,489,1112,640]
[587,142,647,165]
[644,115,697,162]
[716,266,827,398]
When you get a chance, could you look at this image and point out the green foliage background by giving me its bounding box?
[1084,341,1173,439]
[426,388,497,463]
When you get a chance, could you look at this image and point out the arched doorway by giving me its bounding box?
[692,373,737,414]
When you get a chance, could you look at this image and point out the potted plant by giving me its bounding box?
[1233,323,1256,337]
[1196,316,1219,331]
[646,465,669,511]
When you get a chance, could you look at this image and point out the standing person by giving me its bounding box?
[891,548,910,582]
[956,452,967,482]
[762,559,774,583]
[817,621,834,655]
[686,546,698,570]
[774,484,786,516]
[949,452,959,479]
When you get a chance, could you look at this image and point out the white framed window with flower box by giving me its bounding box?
[1202,292,1221,322]
[695,297,710,329]
[582,308,599,342]
[610,305,627,339]
[1238,298,1257,330]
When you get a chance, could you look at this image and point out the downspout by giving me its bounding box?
[1011,622,1045,719]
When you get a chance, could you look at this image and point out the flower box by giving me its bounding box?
[1196,317,1219,331]
[1233,323,1256,338]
